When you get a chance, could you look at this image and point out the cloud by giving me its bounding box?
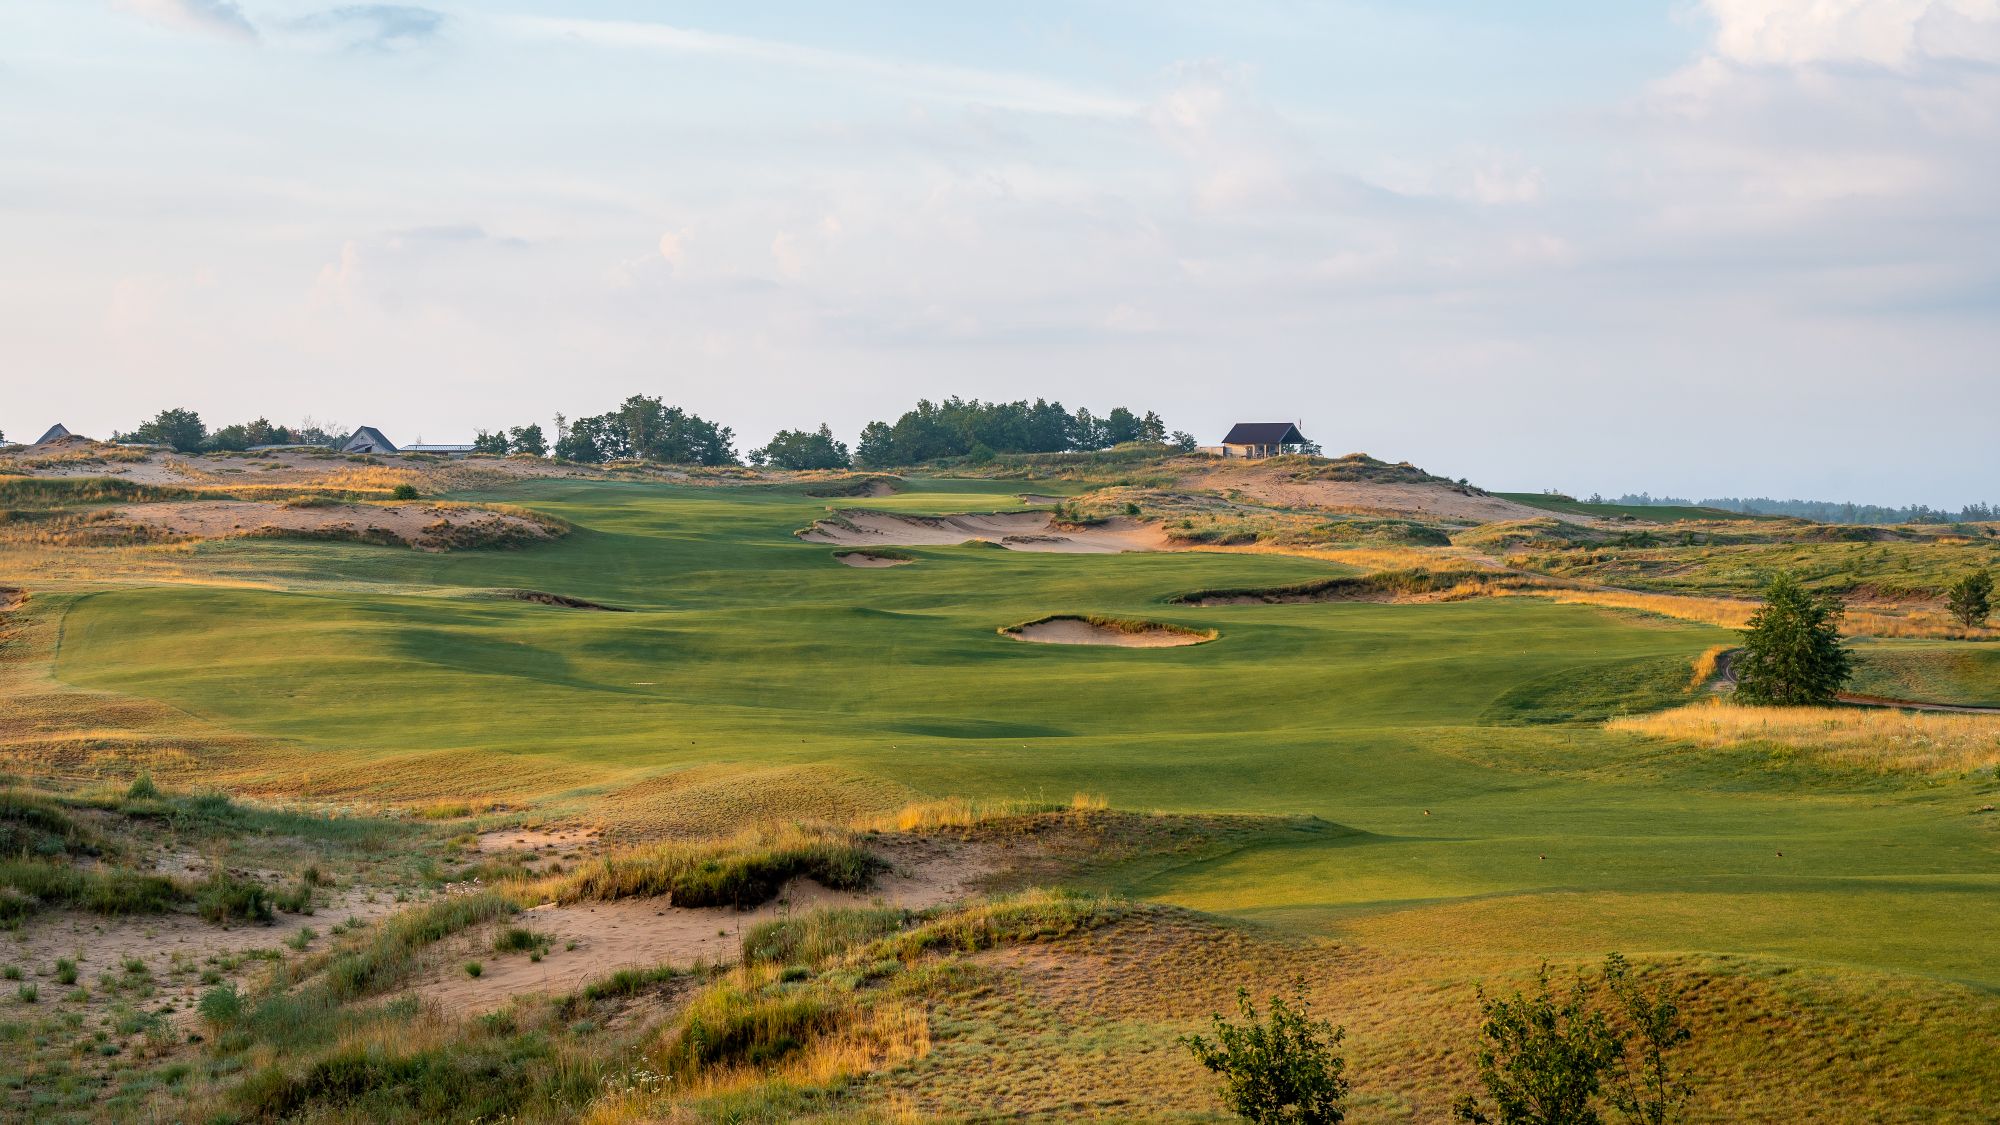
[1700,0,2000,68]
[119,0,258,43]
[292,5,445,53]
[500,14,1140,118]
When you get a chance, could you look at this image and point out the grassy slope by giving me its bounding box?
[1495,492,1753,522]
[1849,640,2000,706]
[49,478,2000,989]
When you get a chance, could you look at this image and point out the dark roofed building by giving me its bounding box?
[340,426,397,455]
[34,423,72,445]
[1217,422,1309,459]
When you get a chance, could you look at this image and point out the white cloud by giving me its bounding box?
[118,0,257,42]
[1701,0,2000,67]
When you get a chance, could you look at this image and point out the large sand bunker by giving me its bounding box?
[1002,615,1217,648]
[800,509,1166,554]
[109,500,559,550]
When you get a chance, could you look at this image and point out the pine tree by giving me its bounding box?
[1734,573,1851,706]
[1944,570,1992,628]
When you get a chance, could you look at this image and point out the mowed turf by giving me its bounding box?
[52,478,2000,986]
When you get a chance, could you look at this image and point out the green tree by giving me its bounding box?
[1602,955,1692,1125]
[508,423,548,457]
[472,429,510,455]
[129,408,207,453]
[1945,570,1993,628]
[1733,573,1852,705]
[1454,966,1624,1125]
[753,424,850,470]
[1181,983,1348,1125]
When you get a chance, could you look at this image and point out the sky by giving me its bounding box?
[2,1,1996,505]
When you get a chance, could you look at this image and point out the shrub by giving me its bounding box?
[126,772,161,801]
[198,983,243,1028]
[1181,983,1349,1125]
[1603,955,1693,1125]
[492,927,549,956]
[657,979,844,1076]
[1453,965,1624,1125]
[464,961,483,978]
[390,484,420,501]
[196,874,273,924]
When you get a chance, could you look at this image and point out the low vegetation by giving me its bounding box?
[549,824,886,908]
[1609,699,2000,774]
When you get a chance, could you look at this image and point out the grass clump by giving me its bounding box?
[195,874,273,924]
[492,927,550,956]
[0,860,184,921]
[742,907,909,968]
[555,825,885,909]
[656,976,847,1076]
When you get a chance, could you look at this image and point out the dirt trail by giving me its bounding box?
[800,510,1167,554]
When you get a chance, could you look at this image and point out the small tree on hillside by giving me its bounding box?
[472,429,510,455]
[752,424,851,470]
[1182,983,1349,1125]
[1733,573,1851,706]
[1602,955,1692,1125]
[1945,570,1993,628]
[508,423,548,457]
[1454,966,1624,1125]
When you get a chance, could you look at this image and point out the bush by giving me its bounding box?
[657,979,844,1075]
[198,983,244,1028]
[1453,965,1624,1125]
[463,961,483,978]
[196,874,273,924]
[1181,983,1349,1125]
[126,772,161,801]
[492,927,549,956]
[390,484,420,501]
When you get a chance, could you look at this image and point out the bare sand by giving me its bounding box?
[1007,617,1213,648]
[801,510,1168,554]
[1186,468,1586,524]
[110,500,554,548]
[835,551,915,568]
[403,836,991,1016]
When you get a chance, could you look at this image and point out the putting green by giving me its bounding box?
[52,478,2000,986]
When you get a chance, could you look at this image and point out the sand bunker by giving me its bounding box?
[835,550,915,568]
[498,589,629,610]
[401,836,990,1015]
[800,509,1166,554]
[1003,615,1216,648]
[109,500,558,550]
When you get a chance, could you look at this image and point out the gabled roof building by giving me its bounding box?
[340,426,398,455]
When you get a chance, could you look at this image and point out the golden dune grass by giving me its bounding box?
[863,791,1104,833]
[1610,699,2000,774]
[1688,644,1731,692]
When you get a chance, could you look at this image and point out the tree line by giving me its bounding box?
[1605,493,1998,525]
[110,410,347,454]
[106,394,1191,470]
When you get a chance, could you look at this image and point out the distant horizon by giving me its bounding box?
[10,401,1993,513]
[4,1,1995,507]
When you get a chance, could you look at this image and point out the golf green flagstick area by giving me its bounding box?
[49,478,2000,987]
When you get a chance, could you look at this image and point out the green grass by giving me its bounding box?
[1495,493,1757,522]
[1849,640,2000,706]
[43,476,2000,991]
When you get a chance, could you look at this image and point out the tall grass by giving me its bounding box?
[1610,700,2000,774]
[1688,645,1732,693]
[551,824,885,908]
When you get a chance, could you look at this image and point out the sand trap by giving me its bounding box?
[800,509,1166,554]
[498,589,628,610]
[835,550,915,568]
[402,836,990,1015]
[1003,615,1216,648]
[109,500,556,549]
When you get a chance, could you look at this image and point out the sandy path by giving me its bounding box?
[404,837,992,1016]
[800,510,1167,554]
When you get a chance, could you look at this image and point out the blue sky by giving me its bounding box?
[2,1,1995,504]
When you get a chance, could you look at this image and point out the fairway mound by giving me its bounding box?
[1185,457,1583,524]
[108,500,563,551]
[798,508,1166,553]
[1002,614,1216,647]
[834,549,915,568]
[1173,567,1541,606]
[802,474,903,498]
[495,589,630,611]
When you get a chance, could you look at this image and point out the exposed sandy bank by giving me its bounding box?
[835,550,915,568]
[1004,616,1216,648]
[110,500,556,549]
[1187,468,1587,524]
[800,509,1167,553]
[403,836,991,1015]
